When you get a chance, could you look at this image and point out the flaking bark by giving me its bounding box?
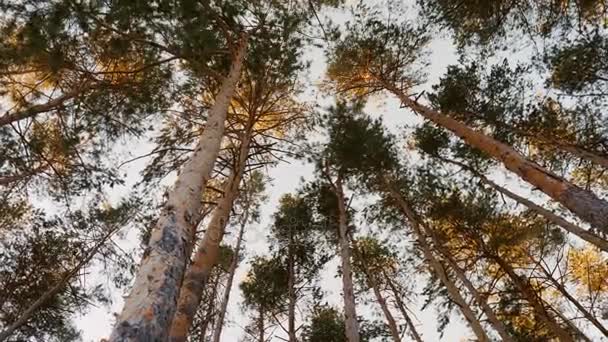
[108,35,248,342]
[169,127,252,342]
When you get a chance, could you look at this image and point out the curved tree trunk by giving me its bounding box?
[211,210,248,342]
[440,156,608,252]
[109,35,248,342]
[384,183,490,342]
[381,81,608,234]
[169,128,252,342]
[0,229,116,341]
[383,273,423,342]
[333,176,361,342]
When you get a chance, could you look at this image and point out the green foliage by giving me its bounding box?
[326,3,429,98]
[0,197,138,341]
[548,34,608,93]
[418,0,608,49]
[301,306,346,342]
[240,256,289,314]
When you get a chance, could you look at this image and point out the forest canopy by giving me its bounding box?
[0,0,607,341]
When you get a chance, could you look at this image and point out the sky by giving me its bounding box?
[71,1,590,341]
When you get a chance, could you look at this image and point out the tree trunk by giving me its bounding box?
[258,308,265,342]
[534,255,608,338]
[490,253,573,342]
[0,229,116,341]
[368,275,401,342]
[383,273,423,342]
[0,165,48,186]
[334,177,361,342]
[556,144,608,170]
[169,128,252,342]
[287,227,297,342]
[440,156,608,252]
[199,271,220,341]
[109,35,247,342]
[428,236,513,342]
[381,81,608,234]
[211,209,248,342]
[384,183,490,342]
[0,82,94,127]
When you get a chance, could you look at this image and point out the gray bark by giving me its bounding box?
[108,34,248,342]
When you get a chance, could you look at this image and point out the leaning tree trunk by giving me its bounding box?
[334,176,361,342]
[384,183,490,342]
[109,35,248,342]
[169,128,252,342]
[383,272,423,342]
[489,251,573,342]
[0,228,116,341]
[533,254,608,337]
[440,156,608,252]
[380,80,608,234]
[367,273,401,342]
[211,208,249,342]
[425,230,513,342]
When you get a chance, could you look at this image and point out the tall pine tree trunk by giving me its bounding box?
[440,156,608,252]
[199,271,220,341]
[489,251,573,341]
[381,81,608,234]
[169,128,252,342]
[258,308,265,342]
[533,254,608,337]
[368,275,401,342]
[427,235,513,342]
[287,228,297,342]
[109,35,247,342]
[211,209,248,342]
[384,183,490,342]
[383,273,423,342]
[334,176,361,342]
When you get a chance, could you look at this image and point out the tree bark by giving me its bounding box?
[169,126,252,342]
[383,273,423,342]
[440,156,608,252]
[333,176,361,342]
[368,275,401,342]
[211,208,248,342]
[384,183,490,342]
[381,81,608,234]
[490,253,573,342]
[534,255,608,338]
[198,271,220,341]
[287,226,297,342]
[428,237,513,342]
[0,82,94,127]
[109,34,247,342]
[0,229,116,341]
[258,308,265,342]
